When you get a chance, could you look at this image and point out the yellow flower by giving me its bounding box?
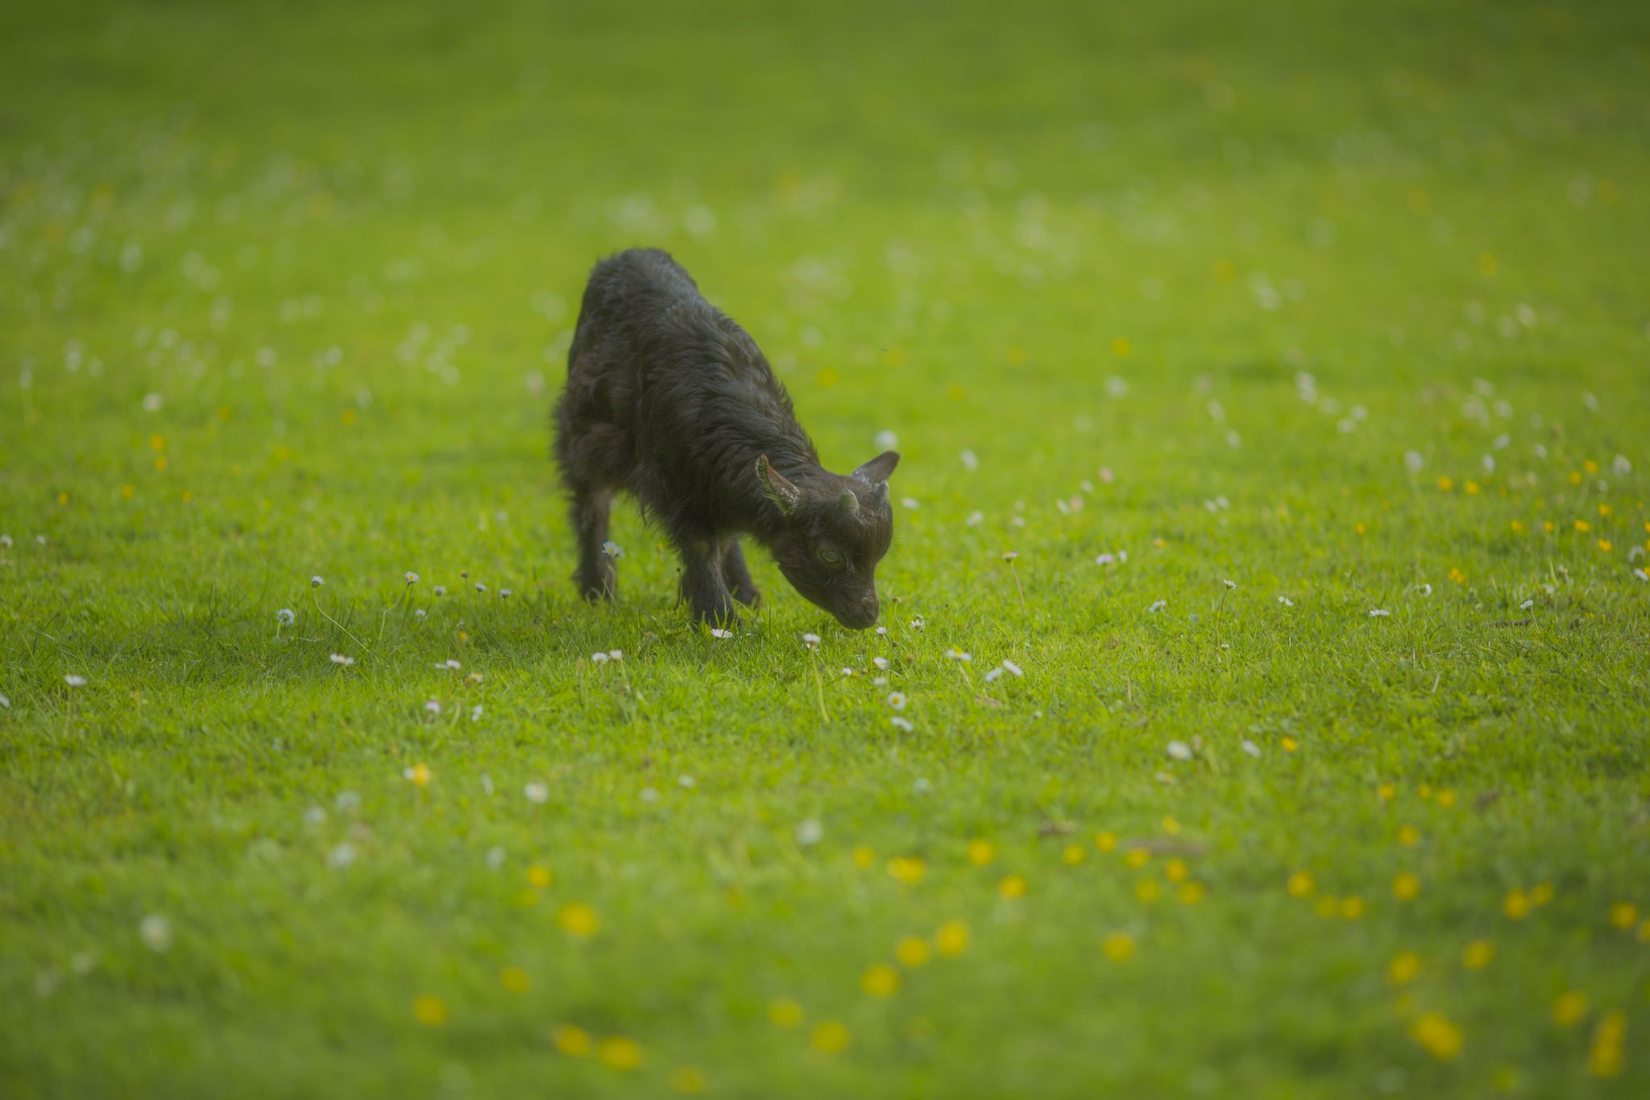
[1354,522,1367,536]
[526,865,552,889]
[1178,882,1207,906]
[1552,991,1588,1028]
[1398,825,1421,847]
[1339,896,1365,920]
[1123,848,1150,869]
[1543,520,1556,533]
[1448,567,1466,583]
[1286,871,1315,898]
[1436,789,1457,809]
[966,839,996,866]
[1462,939,1495,970]
[896,936,932,968]
[154,455,169,471]
[1094,831,1117,852]
[1569,471,1583,485]
[669,1066,707,1094]
[406,763,432,789]
[887,856,926,884]
[1164,859,1188,884]
[120,484,135,499]
[1387,951,1421,985]
[935,920,971,957]
[1161,816,1181,836]
[150,434,166,452]
[1437,476,1455,492]
[1509,519,1526,534]
[999,874,1028,900]
[1598,539,1613,553]
[1476,251,1497,276]
[1531,882,1554,906]
[1393,873,1421,901]
[1583,459,1599,474]
[768,999,804,1028]
[810,1021,850,1054]
[1314,896,1339,919]
[1377,783,1396,802]
[1102,932,1135,962]
[598,1036,642,1070]
[1465,481,1480,496]
[500,967,530,993]
[412,995,447,1026]
[1135,879,1161,903]
[557,902,600,937]
[1637,918,1650,944]
[1575,519,1592,533]
[1598,503,1612,517]
[1061,843,1086,865]
[1112,337,1132,357]
[1587,1011,1626,1078]
[1608,902,1639,930]
[1504,889,1531,919]
[852,845,877,869]
[1410,1012,1463,1060]
[862,964,900,998]
[1281,736,1299,752]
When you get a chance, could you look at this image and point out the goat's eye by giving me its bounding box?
[816,545,843,567]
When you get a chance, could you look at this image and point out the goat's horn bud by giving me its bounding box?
[838,489,860,516]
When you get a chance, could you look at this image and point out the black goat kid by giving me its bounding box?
[553,249,899,629]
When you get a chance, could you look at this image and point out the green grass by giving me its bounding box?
[4,0,1650,1095]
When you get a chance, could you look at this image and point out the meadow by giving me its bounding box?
[2,0,1649,1096]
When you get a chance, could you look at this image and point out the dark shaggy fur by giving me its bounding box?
[553,248,900,629]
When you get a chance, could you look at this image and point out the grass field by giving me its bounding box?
[4,0,1650,1095]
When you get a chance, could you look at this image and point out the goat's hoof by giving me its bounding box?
[692,602,738,628]
[732,586,762,607]
[575,572,616,602]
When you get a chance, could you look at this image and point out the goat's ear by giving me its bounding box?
[756,455,803,515]
[853,450,900,485]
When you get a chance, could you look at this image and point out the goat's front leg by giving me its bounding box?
[678,533,736,626]
[721,538,761,606]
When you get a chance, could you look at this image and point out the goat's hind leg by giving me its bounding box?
[570,487,616,601]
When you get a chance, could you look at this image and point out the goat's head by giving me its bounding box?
[756,450,899,629]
